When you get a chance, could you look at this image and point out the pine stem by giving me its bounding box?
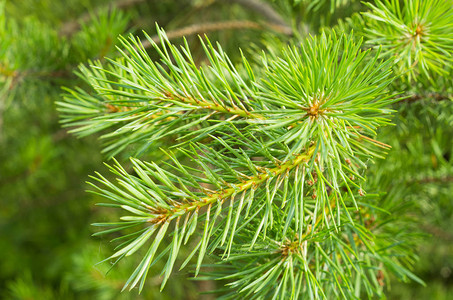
[167,92,262,119]
[163,145,316,222]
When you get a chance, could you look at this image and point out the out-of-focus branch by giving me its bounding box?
[415,175,453,184]
[398,93,453,103]
[420,223,453,242]
[140,19,291,48]
[225,0,292,35]
[59,0,146,36]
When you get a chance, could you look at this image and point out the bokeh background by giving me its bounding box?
[1,0,452,299]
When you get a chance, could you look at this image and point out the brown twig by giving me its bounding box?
[397,93,452,103]
[415,175,453,184]
[420,223,453,242]
[140,19,290,48]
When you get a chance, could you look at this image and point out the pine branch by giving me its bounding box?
[71,27,402,296]
[209,199,419,299]
[162,145,316,223]
[364,0,453,81]
[90,143,316,291]
[9,0,450,298]
[58,27,264,157]
[59,28,396,165]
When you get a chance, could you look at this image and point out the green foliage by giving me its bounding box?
[363,0,453,81]
[71,9,131,61]
[2,0,453,299]
[293,0,357,13]
[58,26,406,296]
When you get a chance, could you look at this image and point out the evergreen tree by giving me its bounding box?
[1,0,452,299]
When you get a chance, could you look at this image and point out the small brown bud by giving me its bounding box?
[377,270,385,287]
[358,189,365,196]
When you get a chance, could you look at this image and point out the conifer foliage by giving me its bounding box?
[60,27,402,295]
[3,0,451,299]
[58,0,453,298]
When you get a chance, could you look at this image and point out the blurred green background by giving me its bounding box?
[0,0,451,299]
